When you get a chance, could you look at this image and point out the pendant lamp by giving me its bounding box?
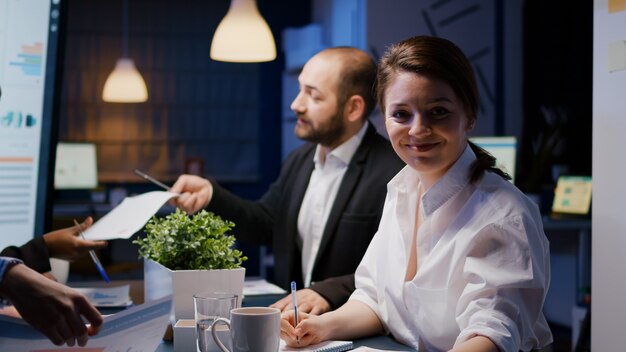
[102,0,148,103]
[210,0,277,63]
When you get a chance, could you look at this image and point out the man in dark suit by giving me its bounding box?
[170,47,404,314]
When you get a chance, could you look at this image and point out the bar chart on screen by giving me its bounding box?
[0,155,36,249]
[0,0,63,249]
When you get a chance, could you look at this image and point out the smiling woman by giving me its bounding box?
[382,71,471,188]
[279,36,552,352]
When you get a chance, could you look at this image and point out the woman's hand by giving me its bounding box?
[280,310,332,347]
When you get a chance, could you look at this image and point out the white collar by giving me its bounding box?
[389,144,475,216]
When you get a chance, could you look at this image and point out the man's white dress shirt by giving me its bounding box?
[298,122,369,287]
[351,145,553,352]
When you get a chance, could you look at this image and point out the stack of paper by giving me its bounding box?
[243,278,287,296]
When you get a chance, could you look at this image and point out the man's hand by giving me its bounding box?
[270,288,331,315]
[43,217,107,261]
[169,174,213,214]
[0,264,103,346]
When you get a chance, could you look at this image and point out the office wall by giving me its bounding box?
[592,0,626,350]
[59,0,310,194]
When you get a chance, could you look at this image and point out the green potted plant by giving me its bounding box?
[135,209,247,322]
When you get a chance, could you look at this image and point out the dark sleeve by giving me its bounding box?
[0,237,51,273]
[207,145,311,246]
[309,274,355,310]
[207,181,277,246]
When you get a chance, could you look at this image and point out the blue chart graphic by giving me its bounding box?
[1,111,37,128]
[9,42,43,77]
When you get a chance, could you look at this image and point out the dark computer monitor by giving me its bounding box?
[0,0,65,249]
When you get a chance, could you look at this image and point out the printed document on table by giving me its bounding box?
[0,296,172,351]
[280,339,353,352]
[73,284,132,307]
[84,191,178,240]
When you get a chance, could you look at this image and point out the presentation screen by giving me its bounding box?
[0,0,63,250]
[470,136,517,183]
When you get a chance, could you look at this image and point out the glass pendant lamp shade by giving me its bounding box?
[102,58,148,103]
[102,0,148,103]
[210,0,276,63]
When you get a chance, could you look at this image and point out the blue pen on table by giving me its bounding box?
[73,219,110,283]
[291,281,299,343]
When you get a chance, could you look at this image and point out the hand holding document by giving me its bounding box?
[83,191,178,240]
[74,219,110,282]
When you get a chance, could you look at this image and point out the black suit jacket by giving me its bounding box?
[207,124,404,308]
[1,236,51,273]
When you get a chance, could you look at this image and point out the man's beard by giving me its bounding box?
[294,108,345,147]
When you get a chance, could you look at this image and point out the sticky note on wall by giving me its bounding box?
[609,0,626,13]
[608,40,626,72]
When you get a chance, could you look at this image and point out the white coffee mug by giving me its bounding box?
[211,307,280,352]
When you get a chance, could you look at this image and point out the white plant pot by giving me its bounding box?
[143,258,245,321]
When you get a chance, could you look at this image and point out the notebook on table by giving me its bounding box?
[280,339,354,352]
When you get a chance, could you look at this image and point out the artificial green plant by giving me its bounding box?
[134,208,247,270]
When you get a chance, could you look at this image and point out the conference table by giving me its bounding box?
[154,293,415,351]
[155,335,413,351]
[78,280,414,351]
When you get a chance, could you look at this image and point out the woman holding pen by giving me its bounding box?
[280,36,552,352]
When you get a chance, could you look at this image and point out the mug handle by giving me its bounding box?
[211,317,231,352]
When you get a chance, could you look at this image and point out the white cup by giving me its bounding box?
[49,258,70,284]
[211,307,280,352]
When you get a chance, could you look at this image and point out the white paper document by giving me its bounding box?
[84,191,178,240]
[73,284,132,307]
[243,278,287,296]
[0,296,172,352]
[280,339,353,352]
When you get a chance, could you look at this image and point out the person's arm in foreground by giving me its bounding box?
[449,336,498,352]
[0,263,103,346]
[280,300,383,347]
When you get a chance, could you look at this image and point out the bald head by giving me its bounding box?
[314,47,377,120]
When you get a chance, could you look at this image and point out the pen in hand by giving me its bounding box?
[73,219,110,283]
[291,281,299,344]
[134,169,171,191]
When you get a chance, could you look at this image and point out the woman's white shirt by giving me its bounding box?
[351,146,553,352]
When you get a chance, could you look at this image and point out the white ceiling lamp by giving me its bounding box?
[102,0,148,103]
[210,0,277,63]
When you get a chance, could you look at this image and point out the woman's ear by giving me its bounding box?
[466,118,476,131]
